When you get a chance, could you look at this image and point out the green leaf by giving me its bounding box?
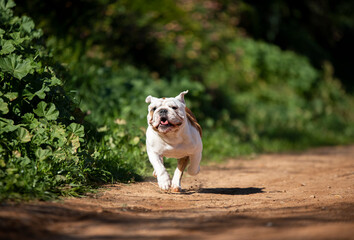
[20,157,31,167]
[24,83,50,100]
[0,117,19,133]
[22,113,34,123]
[0,40,15,55]
[4,92,18,101]
[51,125,67,146]
[0,55,32,79]
[0,159,6,167]
[0,98,9,114]
[9,32,26,45]
[0,0,16,10]
[35,148,52,161]
[20,16,35,33]
[35,91,46,99]
[35,84,50,99]
[22,84,36,100]
[130,136,140,145]
[67,123,85,138]
[33,101,59,120]
[51,76,62,86]
[17,127,32,143]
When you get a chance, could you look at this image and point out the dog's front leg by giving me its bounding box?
[152,157,163,178]
[171,157,189,192]
[147,151,171,190]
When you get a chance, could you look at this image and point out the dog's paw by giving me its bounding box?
[158,179,171,191]
[157,174,171,191]
[171,184,182,192]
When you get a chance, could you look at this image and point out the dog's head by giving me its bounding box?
[145,90,188,134]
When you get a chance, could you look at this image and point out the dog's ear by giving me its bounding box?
[145,96,152,103]
[175,90,188,104]
[145,95,157,103]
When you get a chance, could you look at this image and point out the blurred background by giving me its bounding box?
[1,0,354,199]
[14,0,354,167]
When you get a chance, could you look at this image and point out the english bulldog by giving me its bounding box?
[145,90,202,192]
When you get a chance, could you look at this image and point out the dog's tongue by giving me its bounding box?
[160,120,169,125]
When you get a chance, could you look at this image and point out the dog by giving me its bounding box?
[145,90,202,192]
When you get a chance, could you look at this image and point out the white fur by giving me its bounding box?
[145,90,202,191]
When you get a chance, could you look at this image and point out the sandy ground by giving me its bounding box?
[1,145,354,240]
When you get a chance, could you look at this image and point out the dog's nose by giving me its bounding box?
[159,109,168,115]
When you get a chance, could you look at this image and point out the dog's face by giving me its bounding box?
[145,90,188,134]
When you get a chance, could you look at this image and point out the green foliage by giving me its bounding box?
[237,0,354,92]
[91,122,148,181]
[0,0,144,200]
[0,0,88,200]
[36,0,353,158]
[202,38,354,153]
[63,60,205,126]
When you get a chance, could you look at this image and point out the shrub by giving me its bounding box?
[202,38,354,152]
[0,0,143,200]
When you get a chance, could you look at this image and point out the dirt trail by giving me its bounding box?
[1,145,354,240]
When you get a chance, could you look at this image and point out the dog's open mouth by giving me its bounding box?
[159,117,173,128]
[157,117,182,132]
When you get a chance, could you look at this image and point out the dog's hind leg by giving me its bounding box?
[171,156,189,192]
[187,152,202,176]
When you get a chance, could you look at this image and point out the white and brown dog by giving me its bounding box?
[145,90,202,192]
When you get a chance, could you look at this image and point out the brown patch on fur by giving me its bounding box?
[149,111,154,125]
[178,156,189,173]
[185,107,202,137]
[171,187,181,192]
[149,111,159,132]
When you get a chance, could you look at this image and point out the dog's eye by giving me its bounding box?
[172,106,178,110]
[152,107,157,111]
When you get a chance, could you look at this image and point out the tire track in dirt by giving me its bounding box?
[1,145,354,240]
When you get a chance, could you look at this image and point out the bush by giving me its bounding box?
[202,38,354,152]
[0,0,143,200]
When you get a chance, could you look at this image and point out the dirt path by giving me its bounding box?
[1,145,354,240]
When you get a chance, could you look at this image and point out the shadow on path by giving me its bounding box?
[198,187,264,195]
